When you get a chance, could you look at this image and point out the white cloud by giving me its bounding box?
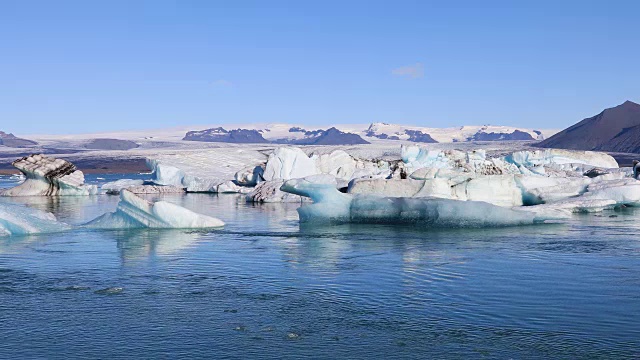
[212,79,233,87]
[391,62,424,79]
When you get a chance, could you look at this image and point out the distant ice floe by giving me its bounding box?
[1,154,98,196]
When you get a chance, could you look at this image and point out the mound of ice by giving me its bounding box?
[263,147,319,181]
[101,179,145,195]
[86,190,224,229]
[234,165,265,186]
[1,154,98,196]
[0,202,71,236]
[348,175,524,207]
[281,176,564,227]
[147,148,267,193]
[401,145,618,177]
[126,185,186,194]
[401,146,518,176]
[504,149,618,169]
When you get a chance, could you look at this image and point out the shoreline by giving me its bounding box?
[0,158,150,175]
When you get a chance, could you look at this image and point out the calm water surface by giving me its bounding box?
[0,174,639,359]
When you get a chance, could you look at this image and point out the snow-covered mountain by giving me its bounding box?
[363,123,548,143]
[183,126,370,145]
[181,123,553,145]
[20,122,557,149]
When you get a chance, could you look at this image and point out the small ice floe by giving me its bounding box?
[86,190,225,229]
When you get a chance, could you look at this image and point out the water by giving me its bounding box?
[1,175,639,359]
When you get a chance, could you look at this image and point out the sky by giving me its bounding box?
[1,0,639,135]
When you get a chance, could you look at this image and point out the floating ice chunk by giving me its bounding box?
[348,175,523,207]
[101,179,145,195]
[401,145,518,175]
[522,178,593,204]
[234,165,265,186]
[455,175,523,207]
[182,174,225,192]
[582,180,640,206]
[125,185,185,194]
[348,178,428,197]
[313,150,357,179]
[504,149,618,169]
[86,190,224,229]
[147,160,185,187]
[0,202,70,236]
[281,176,561,227]
[523,198,617,214]
[263,147,320,181]
[216,180,253,194]
[1,154,98,196]
[409,167,472,182]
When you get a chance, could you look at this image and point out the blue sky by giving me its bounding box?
[1,0,639,134]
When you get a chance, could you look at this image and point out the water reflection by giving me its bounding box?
[112,229,205,262]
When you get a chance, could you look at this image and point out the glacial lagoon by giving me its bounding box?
[0,174,639,359]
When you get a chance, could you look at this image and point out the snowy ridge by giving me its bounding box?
[21,122,558,148]
[365,123,552,143]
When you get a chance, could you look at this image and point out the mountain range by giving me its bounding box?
[183,123,548,145]
[0,131,37,147]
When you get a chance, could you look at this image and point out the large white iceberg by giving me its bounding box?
[348,175,524,207]
[1,154,98,196]
[263,147,392,183]
[263,147,320,181]
[0,202,71,236]
[86,190,225,229]
[281,176,566,227]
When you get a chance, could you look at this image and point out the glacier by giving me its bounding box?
[1,154,98,196]
[86,190,225,229]
[147,148,267,193]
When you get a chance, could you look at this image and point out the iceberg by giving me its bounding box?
[281,176,564,227]
[581,179,640,206]
[1,154,98,196]
[263,147,319,181]
[348,175,524,207]
[234,165,265,186]
[263,147,391,184]
[504,149,618,169]
[0,202,71,236]
[401,146,517,175]
[86,190,225,229]
[125,185,186,194]
[401,145,619,177]
[101,179,145,195]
